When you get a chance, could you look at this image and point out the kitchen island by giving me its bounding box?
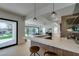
[29,36,79,56]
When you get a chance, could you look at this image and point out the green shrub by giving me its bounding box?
[0,33,12,39]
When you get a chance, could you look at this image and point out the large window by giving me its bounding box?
[0,18,18,48]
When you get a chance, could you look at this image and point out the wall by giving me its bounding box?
[44,17,61,38]
[25,17,47,35]
[25,16,61,38]
[0,9,25,44]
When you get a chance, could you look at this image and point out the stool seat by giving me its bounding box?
[44,51,58,56]
[30,46,40,56]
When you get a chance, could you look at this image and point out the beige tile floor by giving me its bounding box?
[0,40,44,56]
[0,40,31,56]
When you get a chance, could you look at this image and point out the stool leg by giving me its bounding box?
[30,53,33,56]
[44,52,46,56]
[34,53,35,56]
[36,53,40,56]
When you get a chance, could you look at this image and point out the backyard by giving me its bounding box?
[0,33,13,44]
[0,33,12,39]
[0,21,17,48]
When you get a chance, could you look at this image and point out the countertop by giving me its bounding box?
[29,36,79,54]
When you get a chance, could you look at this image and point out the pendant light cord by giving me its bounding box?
[51,0,57,18]
[53,3,54,12]
[52,0,55,12]
[34,3,36,17]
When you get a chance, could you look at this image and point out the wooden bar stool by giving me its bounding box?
[30,46,40,56]
[44,51,58,56]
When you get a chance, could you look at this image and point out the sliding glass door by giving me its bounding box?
[25,26,39,37]
[0,18,18,48]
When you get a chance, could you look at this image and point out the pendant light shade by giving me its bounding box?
[51,3,57,18]
[51,11,56,18]
[33,3,37,21]
[33,17,37,21]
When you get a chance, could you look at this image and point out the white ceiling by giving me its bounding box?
[42,3,76,21]
[0,3,50,16]
[0,3,76,26]
[0,3,75,17]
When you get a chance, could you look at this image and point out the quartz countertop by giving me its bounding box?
[29,37,79,54]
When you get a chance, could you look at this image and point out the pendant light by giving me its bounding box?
[33,3,37,21]
[51,3,57,18]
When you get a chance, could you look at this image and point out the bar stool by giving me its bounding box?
[44,51,58,56]
[30,46,40,56]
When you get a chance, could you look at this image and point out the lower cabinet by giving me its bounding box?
[62,50,79,56]
[49,46,79,56]
[62,50,73,56]
[31,41,79,56]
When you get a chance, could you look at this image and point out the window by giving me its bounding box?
[25,26,39,37]
[0,18,18,48]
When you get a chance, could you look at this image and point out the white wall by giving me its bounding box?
[25,17,48,35]
[25,17,45,26]
[25,16,61,37]
[0,9,25,44]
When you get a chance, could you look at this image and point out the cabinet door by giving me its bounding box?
[72,52,79,56]
[57,48,63,56]
[63,50,74,56]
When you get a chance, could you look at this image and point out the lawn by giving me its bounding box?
[0,33,12,39]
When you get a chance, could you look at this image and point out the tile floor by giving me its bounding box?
[0,39,45,56]
[0,39,31,56]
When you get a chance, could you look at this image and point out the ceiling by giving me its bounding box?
[0,3,75,17]
[0,3,50,16]
[0,3,77,26]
